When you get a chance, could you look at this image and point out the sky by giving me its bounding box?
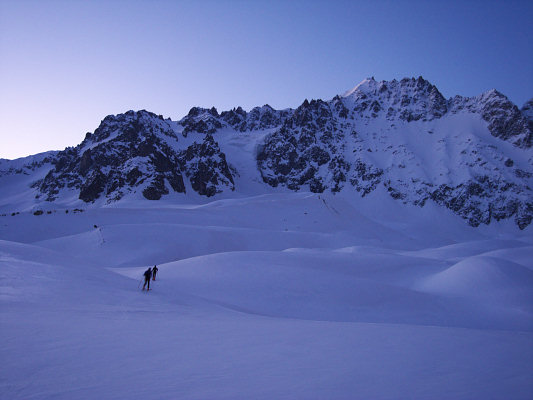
[0,0,532,160]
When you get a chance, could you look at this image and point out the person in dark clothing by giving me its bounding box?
[152,265,158,281]
[142,267,152,291]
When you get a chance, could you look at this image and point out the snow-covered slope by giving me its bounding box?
[1,190,532,399]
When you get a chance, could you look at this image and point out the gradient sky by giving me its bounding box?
[1,0,532,159]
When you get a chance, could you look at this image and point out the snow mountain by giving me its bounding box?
[1,76,532,228]
[2,77,533,399]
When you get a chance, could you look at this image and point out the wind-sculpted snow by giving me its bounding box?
[0,76,532,228]
[1,193,532,399]
[416,255,533,304]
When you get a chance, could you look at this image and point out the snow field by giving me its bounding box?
[0,192,532,399]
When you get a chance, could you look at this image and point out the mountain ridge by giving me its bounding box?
[1,77,532,229]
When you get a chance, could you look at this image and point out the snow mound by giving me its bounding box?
[402,239,529,261]
[417,255,533,304]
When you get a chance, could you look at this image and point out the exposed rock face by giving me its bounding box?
[449,90,532,148]
[428,178,533,229]
[522,99,533,117]
[221,104,293,132]
[32,110,234,202]
[1,77,531,229]
[257,99,342,192]
[181,107,223,136]
[342,76,449,122]
[180,135,234,197]
[521,99,533,133]
[79,169,107,202]
[256,77,533,229]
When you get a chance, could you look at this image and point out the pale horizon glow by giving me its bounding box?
[1,0,532,160]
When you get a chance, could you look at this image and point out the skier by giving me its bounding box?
[142,267,152,291]
[152,265,158,281]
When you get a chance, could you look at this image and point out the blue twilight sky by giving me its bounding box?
[1,0,532,159]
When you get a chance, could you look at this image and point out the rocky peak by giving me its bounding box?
[290,99,334,130]
[521,99,533,120]
[220,106,247,130]
[180,107,224,135]
[220,104,292,132]
[449,90,532,148]
[479,90,531,146]
[245,105,292,131]
[31,109,236,202]
[84,110,176,146]
[342,76,448,122]
[341,77,531,148]
[180,134,235,197]
[342,77,378,97]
